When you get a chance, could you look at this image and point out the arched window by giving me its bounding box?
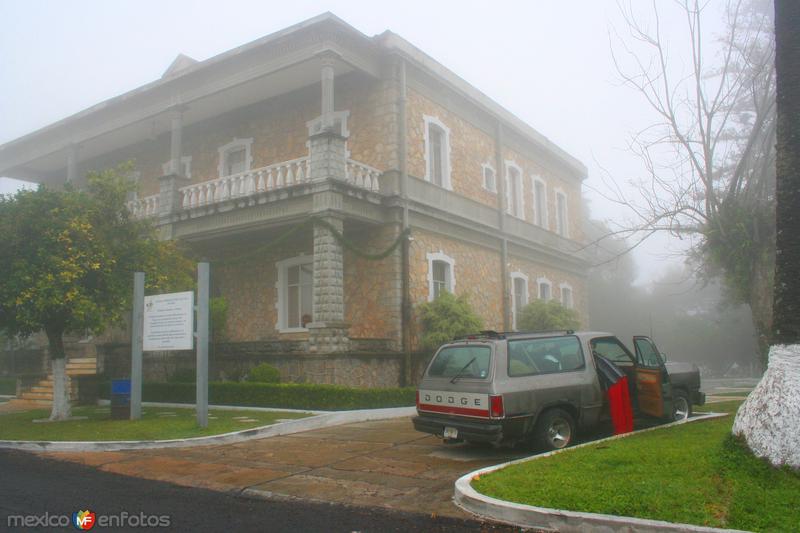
[510,272,529,330]
[423,116,452,190]
[537,277,552,301]
[426,252,455,301]
[505,161,524,218]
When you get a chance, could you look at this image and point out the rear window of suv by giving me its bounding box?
[508,335,585,377]
[427,345,491,379]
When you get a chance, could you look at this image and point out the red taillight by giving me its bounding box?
[415,390,420,409]
[489,395,504,418]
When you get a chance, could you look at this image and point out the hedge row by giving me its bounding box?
[0,377,15,395]
[99,381,416,411]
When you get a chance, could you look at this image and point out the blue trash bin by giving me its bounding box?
[110,379,131,419]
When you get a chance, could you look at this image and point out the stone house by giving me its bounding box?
[0,13,589,389]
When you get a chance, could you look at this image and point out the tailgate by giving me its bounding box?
[417,389,490,418]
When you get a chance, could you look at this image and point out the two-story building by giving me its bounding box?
[0,13,589,389]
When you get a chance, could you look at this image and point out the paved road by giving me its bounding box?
[38,417,534,519]
[0,449,522,532]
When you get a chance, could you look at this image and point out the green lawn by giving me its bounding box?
[0,406,311,442]
[473,401,800,532]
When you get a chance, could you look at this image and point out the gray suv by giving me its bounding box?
[412,330,704,450]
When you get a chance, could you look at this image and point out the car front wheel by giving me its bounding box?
[533,408,575,451]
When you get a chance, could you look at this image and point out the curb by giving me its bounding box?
[96,399,328,415]
[454,412,746,533]
[0,406,416,453]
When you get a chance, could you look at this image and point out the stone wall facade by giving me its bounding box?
[507,255,588,326]
[408,227,505,349]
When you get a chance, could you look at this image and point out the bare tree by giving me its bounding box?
[605,0,776,363]
[732,0,800,469]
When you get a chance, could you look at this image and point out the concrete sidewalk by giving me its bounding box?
[41,417,531,519]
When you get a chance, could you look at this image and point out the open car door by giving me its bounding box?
[633,336,672,418]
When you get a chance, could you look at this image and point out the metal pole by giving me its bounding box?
[196,262,210,428]
[130,272,144,420]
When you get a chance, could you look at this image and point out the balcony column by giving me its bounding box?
[307,51,348,185]
[159,104,187,217]
[308,191,349,353]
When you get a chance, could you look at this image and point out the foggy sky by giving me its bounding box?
[0,0,730,284]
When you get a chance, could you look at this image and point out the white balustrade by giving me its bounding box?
[177,157,381,210]
[126,194,159,218]
[345,160,381,192]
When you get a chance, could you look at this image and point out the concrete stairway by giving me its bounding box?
[16,356,97,405]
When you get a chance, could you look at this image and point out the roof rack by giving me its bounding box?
[453,329,575,341]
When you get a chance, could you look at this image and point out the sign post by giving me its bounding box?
[196,262,210,428]
[130,272,145,420]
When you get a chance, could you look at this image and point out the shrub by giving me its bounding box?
[210,296,229,343]
[0,377,15,395]
[166,368,196,383]
[517,299,580,332]
[418,291,483,351]
[246,363,281,383]
[98,381,415,410]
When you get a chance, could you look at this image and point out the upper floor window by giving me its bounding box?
[218,138,253,178]
[423,116,452,190]
[511,272,529,330]
[276,255,313,332]
[426,251,455,301]
[533,177,547,228]
[560,283,574,309]
[555,189,569,237]
[162,156,192,178]
[505,161,524,218]
[482,163,496,193]
[538,277,552,301]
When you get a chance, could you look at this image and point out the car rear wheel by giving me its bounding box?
[672,390,691,421]
[533,408,575,451]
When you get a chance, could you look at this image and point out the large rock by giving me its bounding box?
[732,344,800,468]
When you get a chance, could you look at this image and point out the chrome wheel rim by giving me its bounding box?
[547,418,572,449]
[673,397,689,421]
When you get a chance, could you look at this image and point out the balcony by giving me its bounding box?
[127,157,382,219]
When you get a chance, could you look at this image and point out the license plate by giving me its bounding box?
[443,427,458,439]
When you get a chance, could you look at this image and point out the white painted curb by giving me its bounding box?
[454,412,748,533]
[0,406,416,453]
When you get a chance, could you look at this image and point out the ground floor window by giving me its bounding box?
[426,252,455,301]
[560,283,574,309]
[538,277,552,301]
[276,256,313,331]
[511,272,529,330]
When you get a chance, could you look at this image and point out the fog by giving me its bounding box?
[0,1,765,370]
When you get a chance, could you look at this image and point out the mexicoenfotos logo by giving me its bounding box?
[73,510,96,531]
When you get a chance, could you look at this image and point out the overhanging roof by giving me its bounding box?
[0,12,587,182]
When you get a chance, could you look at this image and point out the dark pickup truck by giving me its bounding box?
[413,331,705,450]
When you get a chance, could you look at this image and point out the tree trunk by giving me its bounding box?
[732,0,800,469]
[45,324,71,421]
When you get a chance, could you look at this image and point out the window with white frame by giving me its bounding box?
[505,161,524,218]
[560,283,574,309]
[161,156,192,178]
[482,163,496,193]
[537,277,552,301]
[555,189,569,237]
[218,138,253,178]
[426,252,455,301]
[423,116,452,190]
[533,177,547,228]
[276,256,314,331]
[511,272,529,330]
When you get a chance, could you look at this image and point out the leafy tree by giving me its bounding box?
[517,299,580,332]
[606,0,776,363]
[0,165,193,420]
[418,291,483,351]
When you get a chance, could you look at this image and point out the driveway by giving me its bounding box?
[42,417,531,518]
